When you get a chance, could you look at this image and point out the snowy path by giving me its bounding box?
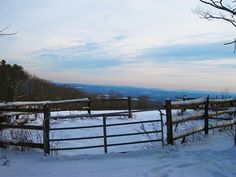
[1,133,236,177]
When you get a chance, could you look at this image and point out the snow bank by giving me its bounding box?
[0,110,236,177]
[0,132,236,177]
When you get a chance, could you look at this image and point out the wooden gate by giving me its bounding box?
[47,109,164,154]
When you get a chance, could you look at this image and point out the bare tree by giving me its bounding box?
[0,24,18,36]
[195,0,236,51]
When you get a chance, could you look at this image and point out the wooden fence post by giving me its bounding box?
[230,99,233,107]
[87,98,91,115]
[230,100,235,119]
[128,96,132,118]
[234,123,236,146]
[204,97,209,135]
[102,116,108,153]
[160,112,165,147]
[181,95,187,115]
[43,104,50,155]
[165,99,173,145]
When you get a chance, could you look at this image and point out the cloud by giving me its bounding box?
[2,0,236,91]
[27,39,236,92]
[142,42,235,62]
[32,40,236,74]
[38,53,122,70]
[33,40,127,70]
[191,58,236,70]
[113,35,127,41]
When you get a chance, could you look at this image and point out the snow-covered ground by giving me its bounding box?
[0,132,236,177]
[0,110,236,177]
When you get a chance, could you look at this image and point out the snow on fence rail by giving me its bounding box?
[0,97,133,117]
[165,97,236,145]
[0,98,90,108]
[171,97,207,107]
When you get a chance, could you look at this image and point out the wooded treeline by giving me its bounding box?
[0,60,88,102]
[0,60,161,109]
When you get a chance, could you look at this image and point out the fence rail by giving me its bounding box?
[0,124,43,130]
[0,123,44,150]
[0,140,44,149]
[0,97,133,117]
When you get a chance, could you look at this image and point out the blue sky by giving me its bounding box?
[1,0,236,92]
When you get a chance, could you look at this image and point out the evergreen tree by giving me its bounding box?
[0,60,27,102]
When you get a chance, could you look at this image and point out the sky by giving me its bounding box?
[0,0,236,92]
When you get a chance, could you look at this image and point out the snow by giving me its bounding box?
[1,110,236,177]
[0,132,236,177]
[0,98,89,108]
[209,109,236,117]
[171,97,236,106]
[173,125,205,140]
[49,110,164,155]
[210,119,236,128]
[0,110,164,155]
[209,97,236,103]
[171,97,207,106]
[172,111,204,123]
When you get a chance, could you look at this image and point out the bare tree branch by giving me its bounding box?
[0,24,18,36]
[199,0,236,15]
[198,10,236,27]
[224,39,236,45]
[195,0,236,52]
[224,38,236,53]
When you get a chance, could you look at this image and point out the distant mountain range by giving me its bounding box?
[57,83,236,101]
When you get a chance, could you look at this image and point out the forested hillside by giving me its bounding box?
[0,60,88,102]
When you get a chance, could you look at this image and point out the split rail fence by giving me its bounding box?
[165,97,236,145]
[2,96,236,155]
[0,97,132,154]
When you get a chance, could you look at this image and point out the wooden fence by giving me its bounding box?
[0,97,134,154]
[165,97,236,145]
[0,97,164,155]
[2,96,235,155]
